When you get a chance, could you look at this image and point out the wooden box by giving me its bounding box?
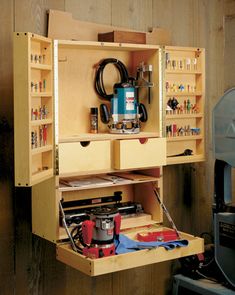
[59,140,111,175]
[98,30,146,44]
[113,138,166,169]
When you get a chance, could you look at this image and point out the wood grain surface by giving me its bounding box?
[0,0,232,294]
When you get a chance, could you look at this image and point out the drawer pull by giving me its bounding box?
[80,141,90,147]
[139,138,148,144]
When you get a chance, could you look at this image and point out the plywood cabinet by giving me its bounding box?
[14,33,204,276]
[164,46,205,164]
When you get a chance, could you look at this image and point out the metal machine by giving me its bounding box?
[212,87,235,288]
[81,207,121,258]
[95,58,151,134]
[59,191,145,259]
[109,82,141,133]
[60,202,121,259]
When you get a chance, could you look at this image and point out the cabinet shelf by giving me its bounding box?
[31,168,54,185]
[30,33,52,44]
[166,113,203,119]
[31,63,52,70]
[167,154,205,165]
[167,135,203,142]
[59,175,159,192]
[31,92,52,97]
[166,92,202,97]
[57,228,203,276]
[59,132,160,143]
[31,119,53,126]
[165,69,202,74]
[31,145,53,155]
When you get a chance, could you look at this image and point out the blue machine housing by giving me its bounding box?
[111,82,138,122]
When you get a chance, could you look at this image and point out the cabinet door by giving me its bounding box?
[164,46,205,165]
[14,32,54,186]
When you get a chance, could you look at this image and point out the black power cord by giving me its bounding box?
[94,58,129,100]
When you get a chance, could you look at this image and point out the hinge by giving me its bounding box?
[55,144,59,175]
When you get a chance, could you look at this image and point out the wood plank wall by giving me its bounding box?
[0,0,232,294]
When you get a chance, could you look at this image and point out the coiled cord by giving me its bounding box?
[94,58,129,101]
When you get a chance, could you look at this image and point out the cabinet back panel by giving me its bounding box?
[58,47,160,138]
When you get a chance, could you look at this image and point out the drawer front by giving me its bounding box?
[59,141,111,175]
[113,137,166,170]
[56,229,204,276]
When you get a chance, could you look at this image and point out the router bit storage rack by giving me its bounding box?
[164,46,205,165]
[14,33,204,276]
[14,32,54,186]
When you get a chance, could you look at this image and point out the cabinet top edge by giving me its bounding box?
[56,40,160,50]
[14,32,52,43]
[164,45,205,52]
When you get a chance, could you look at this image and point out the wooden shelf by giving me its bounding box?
[166,113,203,119]
[31,92,52,97]
[167,154,205,165]
[166,92,202,97]
[31,145,53,155]
[31,119,53,126]
[58,39,160,51]
[57,228,204,276]
[167,135,203,142]
[31,63,52,70]
[59,175,159,192]
[31,168,54,185]
[165,69,202,74]
[30,32,52,44]
[59,132,160,143]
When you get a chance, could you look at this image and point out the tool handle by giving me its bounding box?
[100,103,110,123]
[82,220,95,244]
[114,213,121,235]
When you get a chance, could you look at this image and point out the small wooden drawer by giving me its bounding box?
[113,138,166,170]
[59,141,111,175]
[56,228,204,276]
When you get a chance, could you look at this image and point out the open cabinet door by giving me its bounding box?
[14,32,54,186]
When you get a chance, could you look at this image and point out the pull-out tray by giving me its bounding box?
[56,226,204,276]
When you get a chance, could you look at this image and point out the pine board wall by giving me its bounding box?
[0,0,233,294]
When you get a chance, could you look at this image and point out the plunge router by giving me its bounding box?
[82,207,121,258]
[109,82,140,133]
[95,58,150,134]
[60,201,122,259]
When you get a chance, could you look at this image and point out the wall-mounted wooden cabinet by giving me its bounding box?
[163,46,205,165]
[14,33,204,276]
